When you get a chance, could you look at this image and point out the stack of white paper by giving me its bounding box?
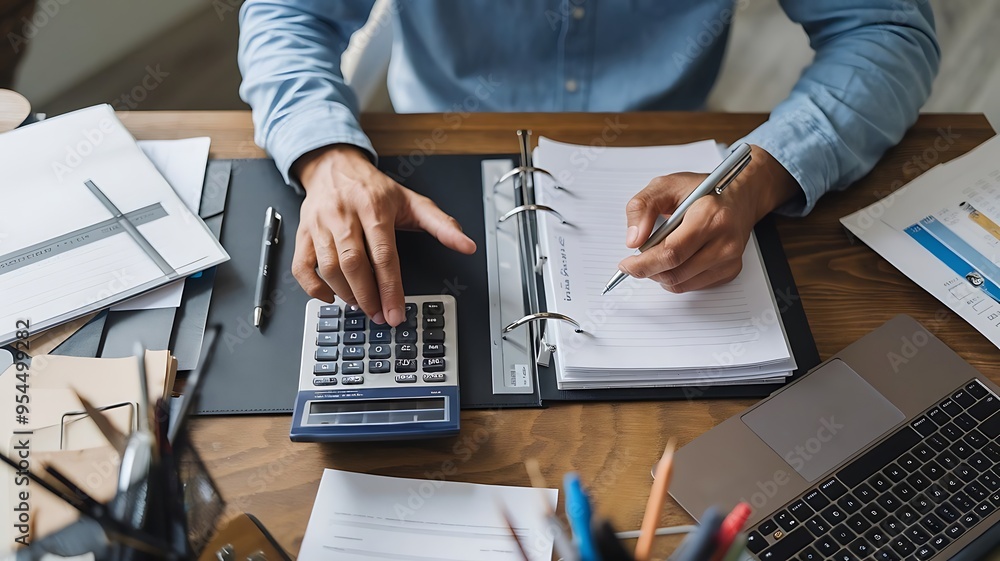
[535,138,795,389]
[841,135,1000,349]
[0,105,228,344]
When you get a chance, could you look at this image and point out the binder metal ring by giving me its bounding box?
[503,312,583,334]
[492,166,565,192]
[498,204,568,224]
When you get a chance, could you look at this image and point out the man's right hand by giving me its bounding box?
[291,144,477,326]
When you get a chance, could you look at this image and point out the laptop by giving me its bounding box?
[672,315,1000,561]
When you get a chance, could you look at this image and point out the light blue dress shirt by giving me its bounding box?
[238,0,939,216]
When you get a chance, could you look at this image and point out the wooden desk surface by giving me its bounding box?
[122,111,996,557]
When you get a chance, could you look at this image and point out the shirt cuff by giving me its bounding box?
[737,107,840,218]
[264,103,377,194]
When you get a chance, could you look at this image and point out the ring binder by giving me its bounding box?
[492,166,564,192]
[502,312,583,334]
[498,204,568,224]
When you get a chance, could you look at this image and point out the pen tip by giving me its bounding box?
[253,308,262,328]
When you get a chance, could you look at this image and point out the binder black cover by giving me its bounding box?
[195,157,817,414]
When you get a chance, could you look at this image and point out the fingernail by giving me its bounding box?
[626,226,638,246]
[386,307,404,326]
[372,311,386,324]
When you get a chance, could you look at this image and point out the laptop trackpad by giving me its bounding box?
[742,359,905,483]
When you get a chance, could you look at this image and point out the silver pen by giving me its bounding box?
[254,206,281,328]
[602,142,753,295]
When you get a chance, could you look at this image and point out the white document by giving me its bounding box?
[0,106,228,344]
[111,137,212,311]
[299,469,558,561]
[534,138,794,389]
[842,135,1000,348]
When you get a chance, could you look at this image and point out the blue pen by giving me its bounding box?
[564,473,598,561]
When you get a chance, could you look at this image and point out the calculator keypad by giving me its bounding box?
[305,298,453,387]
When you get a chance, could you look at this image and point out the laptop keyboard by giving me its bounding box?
[747,379,1000,561]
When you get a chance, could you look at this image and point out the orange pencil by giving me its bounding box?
[635,438,677,561]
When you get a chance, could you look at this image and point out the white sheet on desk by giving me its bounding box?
[110,137,212,311]
[299,469,558,561]
[841,135,1000,349]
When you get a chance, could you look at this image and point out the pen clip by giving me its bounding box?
[713,150,752,195]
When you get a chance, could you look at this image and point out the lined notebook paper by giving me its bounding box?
[534,138,795,389]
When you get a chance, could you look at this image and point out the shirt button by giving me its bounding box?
[565,79,578,93]
[571,6,585,19]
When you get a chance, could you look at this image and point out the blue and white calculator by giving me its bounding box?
[290,295,460,441]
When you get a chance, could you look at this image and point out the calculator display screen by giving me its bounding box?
[306,398,448,425]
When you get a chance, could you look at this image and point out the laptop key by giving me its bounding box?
[967,380,990,400]
[759,519,778,536]
[939,398,961,417]
[936,503,960,523]
[892,482,916,502]
[912,495,935,515]
[969,396,1000,421]
[837,494,861,514]
[806,516,830,536]
[758,528,811,561]
[831,524,855,546]
[803,489,829,511]
[926,433,950,452]
[798,546,820,561]
[967,480,989,501]
[942,474,964,494]
[821,505,848,526]
[984,471,1000,491]
[814,535,839,557]
[929,534,950,550]
[862,504,887,524]
[746,531,767,554]
[982,412,1000,439]
[927,406,948,426]
[926,485,949,504]
[898,506,919,527]
[945,523,965,540]
[869,474,892,493]
[907,525,931,545]
[921,513,945,534]
[890,535,915,556]
[965,429,988,449]
[976,501,996,517]
[956,463,979,483]
[954,412,977,432]
[907,472,931,492]
[854,483,877,504]
[883,463,906,482]
[873,547,900,561]
[915,543,936,560]
[820,478,848,500]
[846,513,867,533]
[921,460,945,480]
[876,494,900,512]
[830,550,855,561]
[953,389,976,408]
[911,416,936,437]
[960,512,979,527]
[775,510,798,532]
[788,499,814,522]
[938,451,961,470]
[881,516,904,536]
[848,537,873,558]
[897,453,921,472]
[951,491,975,511]
[940,422,964,440]
[866,527,891,547]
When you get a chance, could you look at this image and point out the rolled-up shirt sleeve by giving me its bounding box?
[238,0,377,189]
[738,0,940,216]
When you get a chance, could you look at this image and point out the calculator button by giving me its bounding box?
[423,329,445,343]
[342,375,365,385]
[345,331,366,345]
[314,363,337,375]
[344,317,366,331]
[423,301,444,315]
[396,344,417,359]
[343,346,365,360]
[313,376,338,386]
[395,373,418,383]
[345,304,364,317]
[423,358,446,372]
[370,344,391,359]
[423,315,444,329]
[395,359,417,373]
[316,333,339,346]
[369,318,391,330]
[401,315,418,330]
[369,360,391,374]
[404,303,418,317]
[343,361,364,375]
[423,373,446,383]
[317,319,340,332]
[370,330,391,344]
[395,329,417,343]
[318,304,341,318]
[315,347,339,361]
[423,343,445,358]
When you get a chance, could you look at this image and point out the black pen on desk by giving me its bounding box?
[254,206,281,328]
[603,143,752,295]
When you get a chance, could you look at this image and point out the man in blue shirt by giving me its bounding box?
[239,1,939,327]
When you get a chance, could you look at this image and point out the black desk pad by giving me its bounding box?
[194,157,818,414]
